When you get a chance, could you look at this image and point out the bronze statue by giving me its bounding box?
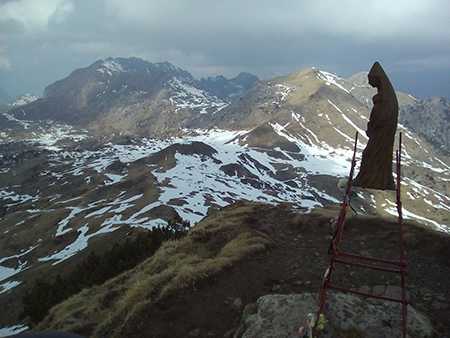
[352,62,398,190]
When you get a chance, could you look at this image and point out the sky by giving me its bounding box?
[0,0,449,101]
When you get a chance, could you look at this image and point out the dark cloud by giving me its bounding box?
[0,0,449,100]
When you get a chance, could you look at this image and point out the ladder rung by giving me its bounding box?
[333,257,408,274]
[326,283,409,304]
[337,250,407,267]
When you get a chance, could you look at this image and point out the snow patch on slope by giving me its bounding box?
[327,99,368,140]
[0,324,28,337]
[317,71,349,93]
[6,94,40,107]
[2,124,450,278]
[169,78,228,114]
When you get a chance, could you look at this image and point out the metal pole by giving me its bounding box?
[396,132,408,338]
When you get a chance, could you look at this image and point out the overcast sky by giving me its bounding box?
[1,0,449,101]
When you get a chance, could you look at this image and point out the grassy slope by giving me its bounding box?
[36,200,271,337]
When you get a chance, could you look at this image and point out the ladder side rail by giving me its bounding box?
[312,132,359,336]
[333,132,359,248]
[397,132,405,264]
[396,132,408,338]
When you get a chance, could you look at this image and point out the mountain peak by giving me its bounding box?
[347,71,370,87]
[315,70,350,93]
[95,57,191,79]
[154,61,184,73]
[97,57,124,74]
[230,72,259,89]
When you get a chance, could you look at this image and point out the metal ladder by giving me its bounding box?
[312,131,408,338]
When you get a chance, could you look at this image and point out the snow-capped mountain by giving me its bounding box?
[5,57,258,137]
[1,59,450,334]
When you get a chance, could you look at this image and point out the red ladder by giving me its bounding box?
[312,131,408,337]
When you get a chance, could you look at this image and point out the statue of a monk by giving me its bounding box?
[352,62,398,190]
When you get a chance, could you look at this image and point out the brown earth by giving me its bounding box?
[114,202,450,337]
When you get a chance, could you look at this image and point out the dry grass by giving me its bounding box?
[36,200,271,338]
[284,69,324,105]
[341,327,364,338]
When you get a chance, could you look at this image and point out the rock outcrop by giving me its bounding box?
[240,293,434,338]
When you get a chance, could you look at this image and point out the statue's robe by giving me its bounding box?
[352,62,398,190]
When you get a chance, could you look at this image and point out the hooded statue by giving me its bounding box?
[352,62,398,190]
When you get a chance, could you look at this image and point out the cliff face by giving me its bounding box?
[399,95,450,149]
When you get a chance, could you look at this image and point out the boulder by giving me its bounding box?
[240,293,434,338]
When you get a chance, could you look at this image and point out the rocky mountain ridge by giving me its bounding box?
[3,58,450,150]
